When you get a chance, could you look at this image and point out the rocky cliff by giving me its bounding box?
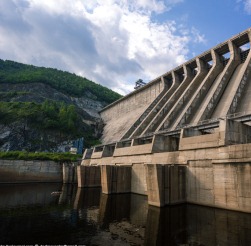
[0,83,106,151]
[0,60,121,152]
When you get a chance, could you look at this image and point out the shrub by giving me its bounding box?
[0,151,82,162]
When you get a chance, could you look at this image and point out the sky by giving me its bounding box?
[0,0,251,95]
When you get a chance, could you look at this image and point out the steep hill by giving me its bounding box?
[0,59,122,152]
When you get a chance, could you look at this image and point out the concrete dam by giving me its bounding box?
[78,28,251,213]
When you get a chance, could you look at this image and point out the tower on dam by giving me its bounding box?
[77,27,251,213]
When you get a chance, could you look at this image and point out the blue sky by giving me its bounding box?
[0,0,250,95]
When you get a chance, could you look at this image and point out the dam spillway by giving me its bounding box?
[77,27,251,213]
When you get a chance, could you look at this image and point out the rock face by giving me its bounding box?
[0,83,107,118]
[0,83,108,152]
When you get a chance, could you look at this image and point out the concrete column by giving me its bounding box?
[146,164,186,207]
[77,165,101,188]
[169,165,186,204]
[161,75,170,89]
[248,28,251,43]
[161,75,169,89]
[211,48,222,67]
[100,165,132,194]
[172,70,181,83]
[164,70,181,92]
[63,163,77,184]
[228,40,241,62]
[146,164,168,207]
[183,64,193,80]
[218,118,228,146]
[196,57,208,74]
[209,48,224,78]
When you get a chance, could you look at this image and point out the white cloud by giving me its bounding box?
[191,27,206,44]
[237,0,251,14]
[0,0,204,95]
[244,0,251,13]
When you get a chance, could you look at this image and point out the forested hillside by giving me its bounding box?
[0,59,122,152]
[0,59,121,104]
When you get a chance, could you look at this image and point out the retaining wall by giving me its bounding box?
[0,160,62,183]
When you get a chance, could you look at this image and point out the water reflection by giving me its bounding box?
[0,184,250,245]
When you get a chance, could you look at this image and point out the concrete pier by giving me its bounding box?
[63,163,77,184]
[77,165,101,188]
[146,164,186,207]
[100,165,131,194]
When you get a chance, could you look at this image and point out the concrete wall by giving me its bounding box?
[114,143,153,156]
[131,164,147,195]
[225,119,251,144]
[179,119,227,150]
[179,131,224,150]
[100,79,165,144]
[0,159,62,183]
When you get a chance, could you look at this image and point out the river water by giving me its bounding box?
[0,183,250,245]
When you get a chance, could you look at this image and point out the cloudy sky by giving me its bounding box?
[0,0,251,95]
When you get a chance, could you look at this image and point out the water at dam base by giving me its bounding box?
[0,183,250,245]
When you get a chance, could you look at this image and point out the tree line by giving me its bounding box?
[0,59,122,104]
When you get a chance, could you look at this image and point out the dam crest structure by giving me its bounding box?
[77,28,251,213]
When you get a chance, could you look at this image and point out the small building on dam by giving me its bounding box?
[78,27,251,213]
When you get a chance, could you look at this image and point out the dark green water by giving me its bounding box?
[0,183,250,245]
